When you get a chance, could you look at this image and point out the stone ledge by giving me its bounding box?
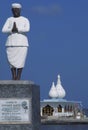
[0,80,34,85]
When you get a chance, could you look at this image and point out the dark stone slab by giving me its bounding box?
[0,80,40,130]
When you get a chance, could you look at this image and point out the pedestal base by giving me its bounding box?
[0,80,40,130]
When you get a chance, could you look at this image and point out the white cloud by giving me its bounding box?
[30,4,62,16]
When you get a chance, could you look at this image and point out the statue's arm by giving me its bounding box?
[18,18,30,33]
[2,18,12,33]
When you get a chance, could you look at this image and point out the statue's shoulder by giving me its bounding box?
[20,16,29,22]
[7,17,14,20]
[20,16,28,20]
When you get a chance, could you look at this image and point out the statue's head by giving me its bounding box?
[11,3,22,17]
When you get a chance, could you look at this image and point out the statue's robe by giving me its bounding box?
[2,16,30,68]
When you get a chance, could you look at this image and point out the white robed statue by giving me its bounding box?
[2,3,30,80]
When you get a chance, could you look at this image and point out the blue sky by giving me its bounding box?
[0,0,88,107]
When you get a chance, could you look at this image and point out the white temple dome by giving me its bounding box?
[56,74,66,99]
[49,82,58,98]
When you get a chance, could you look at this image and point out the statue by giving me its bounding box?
[2,3,30,80]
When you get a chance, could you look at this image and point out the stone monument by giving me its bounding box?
[1,3,40,130]
[0,80,40,130]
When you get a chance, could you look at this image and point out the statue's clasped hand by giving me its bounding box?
[12,22,18,32]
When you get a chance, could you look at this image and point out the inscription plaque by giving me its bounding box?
[0,98,31,124]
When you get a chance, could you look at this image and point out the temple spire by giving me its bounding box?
[49,82,58,98]
[56,74,66,99]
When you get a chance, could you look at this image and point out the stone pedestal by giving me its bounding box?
[0,80,40,130]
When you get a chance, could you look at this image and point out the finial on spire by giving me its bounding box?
[57,74,60,79]
[57,74,61,84]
